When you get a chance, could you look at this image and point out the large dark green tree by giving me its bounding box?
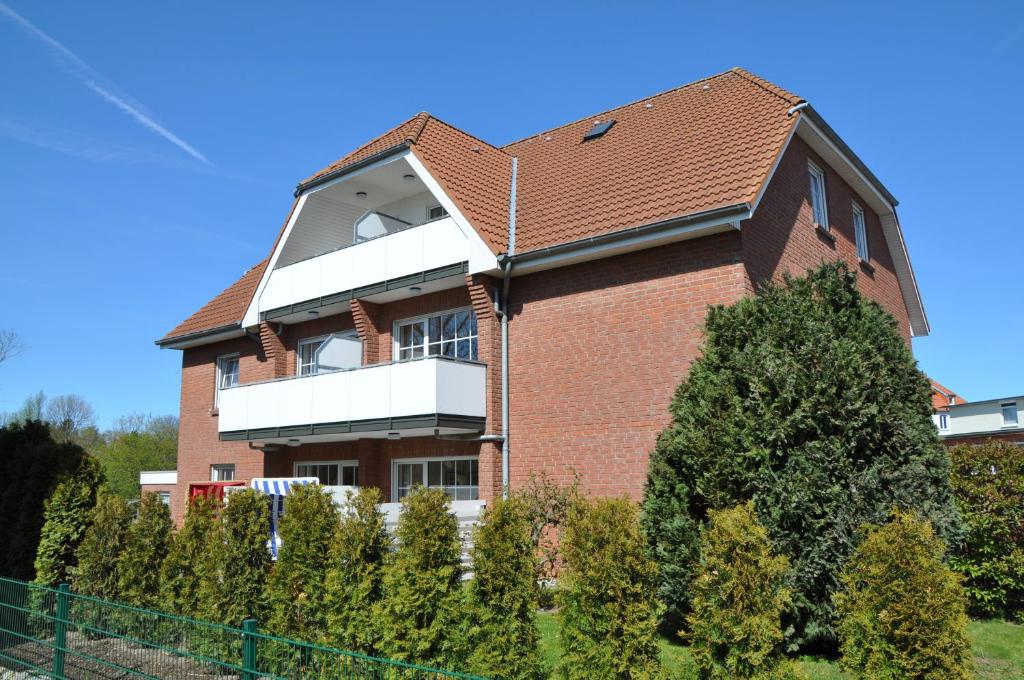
[32,456,105,588]
[643,262,961,649]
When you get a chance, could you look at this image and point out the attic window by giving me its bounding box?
[583,120,615,141]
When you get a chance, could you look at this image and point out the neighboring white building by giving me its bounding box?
[934,396,1024,444]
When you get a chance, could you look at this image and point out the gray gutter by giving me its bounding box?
[294,142,411,197]
[155,323,245,349]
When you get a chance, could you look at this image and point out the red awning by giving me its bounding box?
[188,481,245,501]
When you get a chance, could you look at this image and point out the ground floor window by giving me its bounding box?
[295,460,358,486]
[157,492,171,506]
[210,464,235,481]
[393,457,478,501]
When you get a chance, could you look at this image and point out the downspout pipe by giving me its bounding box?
[498,156,518,499]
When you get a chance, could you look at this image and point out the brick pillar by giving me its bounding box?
[466,274,504,500]
[259,321,288,377]
[350,299,386,364]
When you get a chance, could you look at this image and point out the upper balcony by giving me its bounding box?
[252,154,497,325]
[217,356,486,444]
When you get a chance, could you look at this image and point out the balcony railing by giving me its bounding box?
[217,356,486,442]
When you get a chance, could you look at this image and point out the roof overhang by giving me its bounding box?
[155,324,246,350]
[294,143,411,197]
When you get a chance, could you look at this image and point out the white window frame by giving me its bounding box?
[1001,402,1019,427]
[938,413,949,432]
[294,460,359,486]
[214,354,240,407]
[852,201,869,262]
[297,331,360,376]
[808,161,829,230]
[393,307,478,362]
[157,491,171,506]
[210,464,235,481]
[391,456,479,502]
[426,204,448,221]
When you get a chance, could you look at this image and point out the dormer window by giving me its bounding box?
[427,205,448,221]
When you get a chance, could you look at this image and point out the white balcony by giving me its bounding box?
[218,356,486,443]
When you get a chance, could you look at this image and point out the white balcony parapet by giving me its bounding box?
[218,356,486,442]
[258,216,476,318]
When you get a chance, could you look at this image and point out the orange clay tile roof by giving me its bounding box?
[930,379,966,411]
[162,67,806,343]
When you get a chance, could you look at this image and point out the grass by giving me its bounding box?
[536,612,1024,678]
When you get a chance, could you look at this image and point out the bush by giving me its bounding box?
[203,488,271,627]
[73,493,133,599]
[689,503,800,680]
[835,509,972,680]
[117,492,173,608]
[267,483,339,640]
[948,439,1024,620]
[643,262,962,647]
[161,495,219,616]
[520,471,579,582]
[464,495,543,680]
[323,486,390,654]
[558,498,665,680]
[32,456,104,588]
[0,420,89,580]
[376,486,463,668]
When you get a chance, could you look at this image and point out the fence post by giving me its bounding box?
[242,618,258,680]
[52,583,70,678]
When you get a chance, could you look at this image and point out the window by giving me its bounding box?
[1002,402,1019,427]
[297,332,361,376]
[215,355,240,406]
[949,396,957,406]
[808,162,829,229]
[211,464,235,481]
[295,461,358,486]
[157,492,171,506]
[938,413,949,431]
[852,202,869,261]
[427,205,448,221]
[393,458,478,501]
[396,308,478,361]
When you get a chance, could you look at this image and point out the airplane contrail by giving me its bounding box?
[0,2,211,164]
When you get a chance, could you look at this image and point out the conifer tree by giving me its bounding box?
[643,262,961,646]
[203,488,271,627]
[464,495,543,680]
[558,498,665,680]
[323,486,390,654]
[376,486,463,668]
[835,509,972,680]
[32,456,104,588]
[689,503,801,680]
[161,495,219,616]
[117,492,173,608]
[73,493,133,599]
[266,483,339,640]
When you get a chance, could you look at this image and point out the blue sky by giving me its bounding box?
[1,1,1022,427]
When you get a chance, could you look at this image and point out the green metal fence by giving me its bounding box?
[0,576,484,679]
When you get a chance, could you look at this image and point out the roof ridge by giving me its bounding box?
[417,113,514,158]
[499,68,738,149]
[407,111,431,143]
[728,67,804,106]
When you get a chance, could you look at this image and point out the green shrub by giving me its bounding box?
[464,495,543,680]
[0,420,89,580]
[376,486,463,668]
[689,503,801,680]
[267,483,339,640]
[323,486,390,654]
[203,488,271,627]
[117,492,173,608]
[161,495,219,616]
[73,493,133,599]
[558,497,665,680]
[643,262,962,647]
[32,456,104,588]
[835,509,972,680]
[948,439,1024,620]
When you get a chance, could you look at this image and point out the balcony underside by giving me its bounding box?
[220,413,485,444]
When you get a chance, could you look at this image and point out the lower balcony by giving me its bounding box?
[217,356,486,444]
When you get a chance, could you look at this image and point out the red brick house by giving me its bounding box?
[930,379,965,412]
[151,68,928,523]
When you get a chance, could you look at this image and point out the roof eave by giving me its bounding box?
[294,142,411,197]
[155,324,247,350]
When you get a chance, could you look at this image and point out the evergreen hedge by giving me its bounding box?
[376,486,463,669]
[117,492,173,609]
[323,486,390,654]
[835,509,972,679]
[32,456,104,588]
[267,483,339,640]
[203,488,271,627]
[643,262,961,647]
[689,503,800,680]
[73,493,133,599]
[948,439,1024,620]
[464,495,543,680]
[161,495,219,616]
[558,498,665,680]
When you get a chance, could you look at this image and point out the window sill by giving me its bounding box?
[814,222,836,244]
[859,259,875,275]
